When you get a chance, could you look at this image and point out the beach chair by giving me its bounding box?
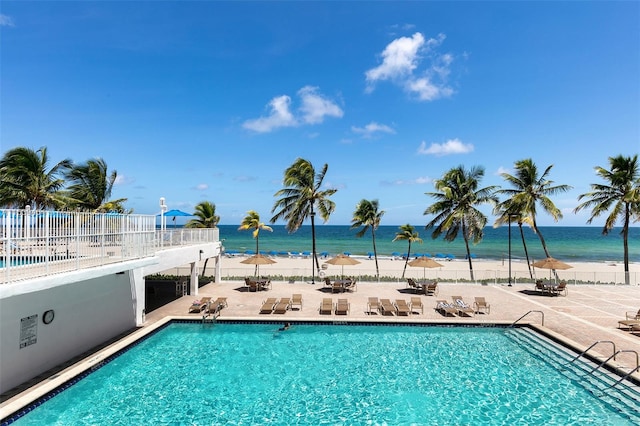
[424,281,438,296]
[332,280,343,293]
[259,298,278,314]
[207,297,228,314]
[380,298,397,316]
[550,281,568,296]
[319,298,333,315]
[473,297,490,314]
[367,297,380,315]
[407,278,422,293]
[534,280,546,294]
[273,297,291,314]
[451,296,475,317]
[345,277,357,292]
[188,297,212,313]
[335,299,350,315]
[245,277,259,292]
[435,299,457,317]
[395,299,411,316]
[618,319,640,330]
[410,297,424,314]
[291,294,303,310]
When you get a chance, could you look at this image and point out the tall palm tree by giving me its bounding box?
[186,201,220,277]
[493,200,534,279]
[498,158,572,260]
[575,154,640,285]
[351,199,384,278]
[238,210,273,274]
[65,158,126,212]
[0,146,72,209]
[271,158,337,283]
[424,165,498,281]
[392,224,423,279]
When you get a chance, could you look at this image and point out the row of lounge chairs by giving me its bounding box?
[319,298,350,315]
[188,297,228,314]
[260,294,303,314]
[435,296,490,317]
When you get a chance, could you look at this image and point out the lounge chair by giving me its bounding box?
[273,297,291,314]
[188,297,212,313]
[435,299,457,317]
[407,278,422,293]
[410,297,424,314]
[260,297,278,314]
[207,297,228,314]
[367,297,380,315]
[451,296,475,317]
[319,298,333,315]
[424,281,438,296]
[534,280,546,294]
[626,309,640,320]
[344,278,357,292]
[291,294,303,310]
[335,298,350,315]
[618,319,640,330]
[473,297,490,314]
[324,277,332,287]
[332,280,343,293]
[549,281,568,296]
[245,277,259,292]
[380,298,396,316]
[395,299,411,316]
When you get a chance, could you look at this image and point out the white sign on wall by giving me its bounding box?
[19,314,38,349]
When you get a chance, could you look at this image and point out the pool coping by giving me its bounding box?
[2,317,639,423]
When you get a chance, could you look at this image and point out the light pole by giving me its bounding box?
[159,197,167,247]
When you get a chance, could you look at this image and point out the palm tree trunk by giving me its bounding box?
[372,228,379,279]
[462,221,474,281]
[254,234,259,276]
[518,223,533,279]
[402,241,411,279]
[623,207,630,285]
[310,210,318,284]
[531,219,558,280]
[201,258,209,277]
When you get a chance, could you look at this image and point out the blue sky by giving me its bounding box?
[1,1,638,227]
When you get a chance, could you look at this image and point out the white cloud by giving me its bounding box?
[351,121,395,138]
[298,86,343,124]
[495,166,510,176]
[417,138,474,156]
[365,32,455,101]
[243,87,342,133]
[194,183,208,191]
[242,95,296,133]
[114,174,134,185]
[0,14,15,27]
[381,176,432,186]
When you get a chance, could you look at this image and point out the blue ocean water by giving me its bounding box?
[216,225,639,263]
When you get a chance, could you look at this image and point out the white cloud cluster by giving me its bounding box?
[381,176,431,186]
[365,32,454,101]
[194,183,208,191]
[0,14,15,27]
[351,121,395,138]
[243,86,343,133]
[417,138,474,156]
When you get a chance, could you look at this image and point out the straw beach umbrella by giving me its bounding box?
[532,257,572,281]
[240,253,277,277]
[408,256,443,279]
[325,254,360,279]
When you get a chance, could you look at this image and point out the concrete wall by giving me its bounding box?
[0,273,136,394]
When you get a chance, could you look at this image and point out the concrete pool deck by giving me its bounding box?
[2,279,640,419]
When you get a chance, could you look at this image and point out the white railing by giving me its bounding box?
[0,209,219,284]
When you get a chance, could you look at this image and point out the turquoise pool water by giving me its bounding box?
[6,323,640,425]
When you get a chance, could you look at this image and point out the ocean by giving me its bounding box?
[213,225,639,263]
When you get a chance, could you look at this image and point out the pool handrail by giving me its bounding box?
[568,340,617,363]
[509,310,544,327]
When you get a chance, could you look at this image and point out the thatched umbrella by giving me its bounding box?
[532,257,572,281]
[325,254,361,279]
[408,256,443,279]
[240,253,276,277]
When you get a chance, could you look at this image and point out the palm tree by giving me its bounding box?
[351,199,384,278]
[493,200,534,279]
[238,211,273,274]
[498,158,572,260]
[0,146,72,209]
[271,158,337,283]
[65,158,126,212]
[186,201,220,228]
[575,154,640,285]
[424,165,498,281]
[392,224,423,279]
[185,201,220,277]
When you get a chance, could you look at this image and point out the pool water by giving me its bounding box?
[7,323,640,425]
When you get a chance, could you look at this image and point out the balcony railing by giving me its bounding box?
[0,209,219,284]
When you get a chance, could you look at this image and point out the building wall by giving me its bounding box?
[0,273,136,394]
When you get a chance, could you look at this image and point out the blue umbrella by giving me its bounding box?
[157,209,192,228]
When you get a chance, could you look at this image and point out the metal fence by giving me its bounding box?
[0,209,219,284]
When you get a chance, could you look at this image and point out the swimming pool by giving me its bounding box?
[4,322,640,425]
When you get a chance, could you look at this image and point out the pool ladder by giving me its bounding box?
[509,310,544,327]
[570,340,640,388]
[202,309,219,324]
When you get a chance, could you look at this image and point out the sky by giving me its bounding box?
[1,1,638,227]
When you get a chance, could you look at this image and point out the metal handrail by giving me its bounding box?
[569,340,617,363]
[586,350,639,376]
[610,365,640,389]
[509,310,544,327]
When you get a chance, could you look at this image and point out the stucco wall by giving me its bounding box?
[0,273,136,394]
